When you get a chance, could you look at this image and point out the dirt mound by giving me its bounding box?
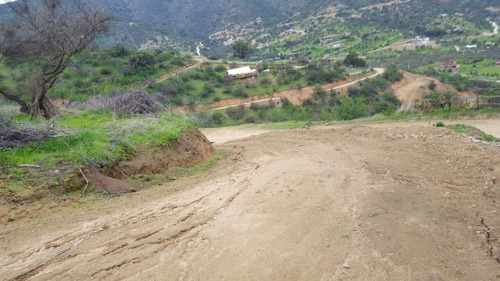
[106,128,215,179]
[389,71,475,103]
[1,128,215,203]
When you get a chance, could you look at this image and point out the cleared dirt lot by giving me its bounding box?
[1,119,499,280]
[389,71,475,104]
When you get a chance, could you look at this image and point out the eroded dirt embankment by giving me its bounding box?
[1,119,499,281]
[106,128,214,179]
[1,128,214,203]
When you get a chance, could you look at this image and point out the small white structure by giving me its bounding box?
[227,66,258,79]
[465,44,477,49]
[327,43,342,49]
[417,37,430,45]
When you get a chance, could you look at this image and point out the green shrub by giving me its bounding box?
[111,43,130,57]
[130,52,157,69]
[226,105,246,120]
[334,97,370,120]
[203,84,216,94]
[214,65,227,72]
[212,112,224,126]
[234,87,249,98]
[100,68,113,75]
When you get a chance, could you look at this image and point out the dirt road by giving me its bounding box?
[209,68,385,112]
[136,59,204,91]
[174,68,384,113]
[1,119,500,281]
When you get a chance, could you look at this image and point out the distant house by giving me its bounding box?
[288,51,305,59]
[417,37,430,45]
[326,43,342,49]
[448,27,463,34]
[465,44,477,49]
[440,61,459,70]
[320,35,337,45]
[227,66,258,79]
[451,69,460,76]
[320,32,351,44]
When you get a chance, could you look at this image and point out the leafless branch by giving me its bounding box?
[7,239,83,281]
[52,135,95,167]
[79,168,89,194]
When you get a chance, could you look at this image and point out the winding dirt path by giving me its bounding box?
[1,118,499,281]
[136,59,204,91]
[174,68,384,113]
[489,20,498,35]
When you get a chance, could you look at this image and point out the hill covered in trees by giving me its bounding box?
[2,0,496,54]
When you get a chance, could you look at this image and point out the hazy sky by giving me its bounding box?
[0,0,15,4]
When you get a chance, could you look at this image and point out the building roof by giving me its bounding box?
[227,66,257,76]
[441,61,457,67]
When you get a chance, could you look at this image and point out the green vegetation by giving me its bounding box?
[435,121,445,127]
[190,73,403,127]
[0,109,193,196]
[0,110,191,167]
[150,60,353,107]
[15,0,488,59]
[0,48,190,105]
[446,124,499,142]
[232,40,254,59]
[344,53,366,67]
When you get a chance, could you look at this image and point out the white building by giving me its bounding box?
[227,66,258,79]
[417,37,430,45]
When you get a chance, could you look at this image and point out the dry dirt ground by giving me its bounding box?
[1,119,500,281]
[389,71,475,104]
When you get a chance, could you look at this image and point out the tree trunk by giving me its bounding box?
[0,88,30,114]
[30,88,59,118]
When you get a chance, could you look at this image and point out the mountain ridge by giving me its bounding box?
[1,0,498,54]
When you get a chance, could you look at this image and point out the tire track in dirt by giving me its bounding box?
[2,157,262,281]
[1,119,500,280]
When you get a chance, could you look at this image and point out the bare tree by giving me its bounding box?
[0,0,113,118]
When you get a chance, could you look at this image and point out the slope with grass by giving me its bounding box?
[0,109,214,203]
[175,68,383,113]
[0,48,190,105]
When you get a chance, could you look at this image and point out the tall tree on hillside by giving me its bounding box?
[343,52,366,68]
[0,0,113,118]
[232,40,253,59]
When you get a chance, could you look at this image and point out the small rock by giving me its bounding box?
[343,263,350,269]
[472,140,481,143]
